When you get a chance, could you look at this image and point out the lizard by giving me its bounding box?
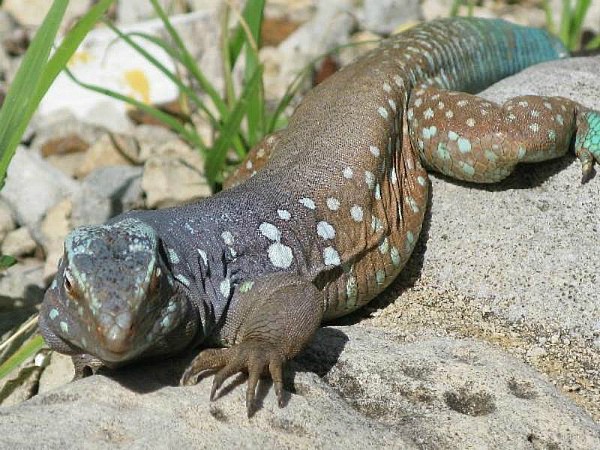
[38,17,600,416]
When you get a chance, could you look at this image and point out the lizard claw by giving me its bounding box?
[180,341,286,417]
[575,110,600,183]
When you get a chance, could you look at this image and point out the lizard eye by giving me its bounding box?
[149,266,161,292]
[63,271,75,296]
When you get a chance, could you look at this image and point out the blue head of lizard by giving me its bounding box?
[39,218,188,364]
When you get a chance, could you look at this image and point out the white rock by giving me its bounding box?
[0,258,45,300]
[0,146,78,227]
[142,141,210,208]
[75,134,133,179]
[2,0,92,29]
[1,227,36,256]
[116,0,189,25]
[39,10,221,133]
[359,0,422,34]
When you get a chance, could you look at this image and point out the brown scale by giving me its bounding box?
[408,86,579,182]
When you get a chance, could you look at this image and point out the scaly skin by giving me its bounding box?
[39,18,600,416]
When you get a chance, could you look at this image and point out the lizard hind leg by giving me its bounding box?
[575,110,600,182]
[180,273,324,417]
[407,86,600,184]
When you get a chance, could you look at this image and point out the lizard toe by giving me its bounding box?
[179,347,229,386]
[180,341,286,417]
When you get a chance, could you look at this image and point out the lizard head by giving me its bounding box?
[39,218,188,364]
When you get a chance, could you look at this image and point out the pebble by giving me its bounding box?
[1,227,36,256]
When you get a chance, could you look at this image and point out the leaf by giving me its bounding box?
[227,0,264,67]
[64,68,205,152]
[106,23,218,128]
[0,0,116,188]
[0,335,44,380]
[0,0,69,187]
[0,255,16,270]
[205,65,262,185]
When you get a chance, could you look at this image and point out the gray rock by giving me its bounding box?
[75,133,134,179]
[0,227,36,257]
[1,0,92,29]
[70,166,144,229]
[37,352,74,395]
[418,56,600,335]
[0,10,18,39]
[141,140,210,208]
[0,146,78,227]
[1,327,598,448]
[359,0,422,34]
[0,258,44,303]
[29,110,104,156]
[116,0,189,25]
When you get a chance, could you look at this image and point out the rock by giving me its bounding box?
[132,124,180,162]
[0,199,15,242]
[70,165,144,229]
[414,56,600,336]
[264,0,316,22]
[38,352,74,395]
[0,258,45,303]
[1,0,93,30]
[39,132,91,178]
[359,0,422,35]
[0,228,36,257]
[40,134,90,158]
[2,26,28,56]
[142,140,210,208]
[1,328,598,448]
[0,146,78,227]
[338,30,382,67]
[263,1,357,101]
[75,134,134,179]
[116,0,189,25]
[0,10,18,39]
[37,199,71,280]
[29,110,104,154]
[39,10,220,133]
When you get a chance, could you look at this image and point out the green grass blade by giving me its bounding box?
[0,255,16,270]
[149,0,228,116]
[449,0,461,17]
[0,0,116,187]
[65,68,205,152]
[0,335,44,380]
[104,22,218,127]
[542,0,556,34]
[570,0,591,49]
[0,0,69,185]
[220,5,236,109]
[227,0,265,146]
[585,33,600,50]
[206,65,262,185]
[227,0,264,68]
[559,0,573,47]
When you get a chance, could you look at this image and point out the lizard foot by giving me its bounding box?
[179,273,324,417]
[575,110,600,183]
[180,341,285,417]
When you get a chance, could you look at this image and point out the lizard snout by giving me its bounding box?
[97,311,134,356]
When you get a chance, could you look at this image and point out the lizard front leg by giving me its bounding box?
[180,273,324,416]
